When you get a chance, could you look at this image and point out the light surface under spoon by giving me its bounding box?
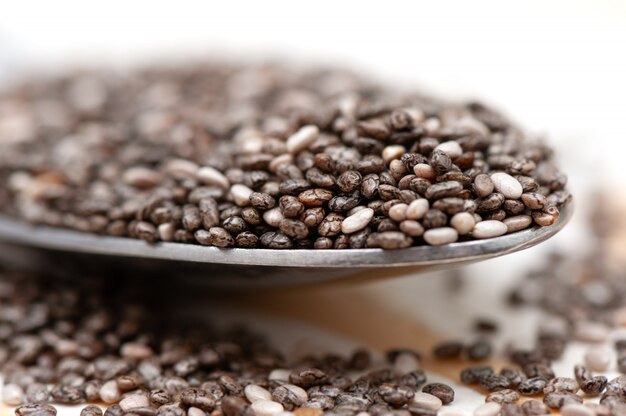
[0,203,572,288]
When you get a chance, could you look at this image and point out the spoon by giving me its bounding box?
[0,203,572,288]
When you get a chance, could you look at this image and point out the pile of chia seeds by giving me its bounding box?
[0,63,570,249]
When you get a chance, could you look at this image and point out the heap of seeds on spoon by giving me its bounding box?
[0,63,570,249]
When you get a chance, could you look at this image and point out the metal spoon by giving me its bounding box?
[0,204,572,288]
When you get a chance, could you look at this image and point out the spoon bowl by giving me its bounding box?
[0,204,572,288]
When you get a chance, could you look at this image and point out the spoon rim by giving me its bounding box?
[0,203,572,268]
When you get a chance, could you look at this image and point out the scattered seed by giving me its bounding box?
[14,403,57,416]
[585,347,612,372]
[80,405,103,416]
[466,339,492,361]
[543,377,578,394]
[520,399,549,416]
[119,395,150,412]
[433,341,463,360]
[499,403,523,416]
[574,321,610,343]
[560,403,595,416]
[479,374,511,392]
[473,402,501,416]
[422,383,454,404]
[485,389,519,404]
[543,392,582,409]
[410,392,442,410]
[461,366,494,385]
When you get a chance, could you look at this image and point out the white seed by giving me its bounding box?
[123,167,162,188]
[263,208,285,227]
[269,154,294,173]
[268,368,291,381]
[55,338,79,355]
[473,402,501,416]
[286,125,319,154]
[99,380,121,404]
[347,205,368,216]
[584,347,612,372]
[338,93,359,118]
[197,166,230,189]
[406,199,429,220]
[503,215,532,233]
[438,409,465,416]
[188,407,206,416]
[245,384,273,403]
[456,116,490,136]
[341,208,374,234]
[539,316,569,338]
[7,171,32,192]
[472,220,508,239]
[2,383,24,406]
[164,158,199,179]
[393,352,420,374]
[450,212,475,235]
[120,342,154,360]
[434,141,462,158]
[423,118,441,134]
[574,321,610,343]
[241,136,264,154]
[561,404,595,416]
[250,399,285,416]
[611,328,626,344]
[413,163,436,180]
[423,227,458,246]
[399,220,424,237]
[230,184,253,206]
[382,145,406,163]
[406,107,425,124]
[490,172,523,199]
[584,403,610,416]
[158,223,176,241]
[119,394,150,411]
[388,203,408,222]
[411,392,442,411]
